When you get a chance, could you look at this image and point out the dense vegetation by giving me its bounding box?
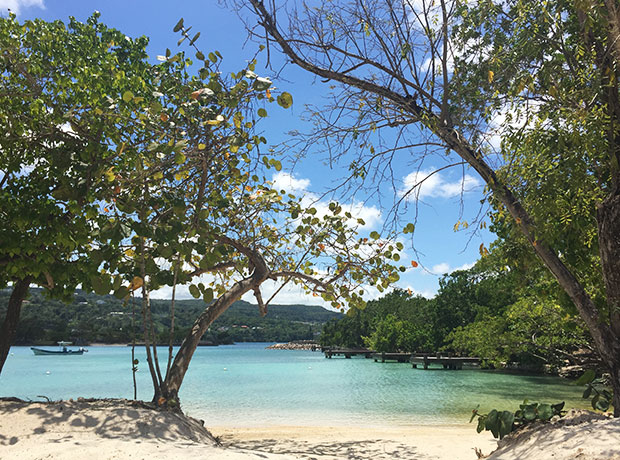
[321,254,592,372]
[0,14,402,404]
[0,288,340,346]
[248,0,620,415]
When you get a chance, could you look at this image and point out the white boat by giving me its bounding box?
[31,341,87,355]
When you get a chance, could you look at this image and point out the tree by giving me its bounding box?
[70,18,406,407]
[0,13,154,373]
[245,0,620,415]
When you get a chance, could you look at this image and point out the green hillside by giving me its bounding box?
[0,289,342,345]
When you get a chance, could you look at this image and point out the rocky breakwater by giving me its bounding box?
[266,340,320,351]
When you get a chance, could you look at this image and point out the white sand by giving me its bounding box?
[486,410,620,460]
[1,399,618,459]
[214,424,497,459]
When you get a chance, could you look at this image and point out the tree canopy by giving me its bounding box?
[0,13,406,407]
[245,0,620,415]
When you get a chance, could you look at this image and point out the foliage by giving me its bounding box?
[320,289,435,352]
[470,401,566,439]
[1,13,404,404]
[245,0,620,416]
[449,296,589,368]
[362,313,426,353]
[576,370,614,412]
[321,261,520,354]
[0,288,341,345]
[0,12,153,299]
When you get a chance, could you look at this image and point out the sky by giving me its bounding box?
[2,0,495,306]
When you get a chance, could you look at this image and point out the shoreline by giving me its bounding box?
[0,398,498,460]
[1,398,618,459]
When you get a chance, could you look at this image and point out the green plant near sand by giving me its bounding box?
[576,370,614,412]
[470,401,566,440]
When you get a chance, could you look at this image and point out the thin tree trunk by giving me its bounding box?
[131,295,138,400]
[0,277,31,374]
[162,240,270,406]
[166,258,180,379]
[161,277,261,406]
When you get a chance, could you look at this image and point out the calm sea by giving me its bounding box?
[0,343,587,427]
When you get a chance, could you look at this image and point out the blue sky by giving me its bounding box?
[2,0,495,305]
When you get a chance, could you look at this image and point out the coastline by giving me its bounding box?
[0,398,497,460]
[1,398,619,459]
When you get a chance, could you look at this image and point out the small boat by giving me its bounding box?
[31,341,87,356]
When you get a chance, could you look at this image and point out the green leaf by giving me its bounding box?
[196,51,205,61]
[537,404,553,421]
[485,409,500,438]
[522,405,537,421]
[403,223,415,234]
[551,402,565,414]
[113,286,130,300]
[498,411,515,439]
[173,18,184,32]
[190,32,201,45]
[203,288,214,303]
[370,231,380,240]
[189,284,200,299]
[257,108,268,118]
[91,276,109,296]
[575,370,596,386]
[174,152,186,164]
[122,91,134,103]
[277,92,293,109]
[595,397,610,411]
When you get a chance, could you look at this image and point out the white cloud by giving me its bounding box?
[403,285,436,299]
[0,0,44,15]
[399,168,482,201]
[430,262,451,275]
[430,260,475,275]
[272,172,383,231]
[271,171,310,195]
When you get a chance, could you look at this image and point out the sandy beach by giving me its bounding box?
[1,398,619,459]
[214,424,497,459]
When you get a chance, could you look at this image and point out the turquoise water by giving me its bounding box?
[0,343,587,427]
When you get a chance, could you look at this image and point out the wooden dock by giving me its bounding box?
[372,352,411,363]
[324,348,374,358]
[410,355,480,370]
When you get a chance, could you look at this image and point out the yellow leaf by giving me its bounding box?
[488,70,494,83]
[104,168,115,182]
[198,143,206,150]
[128,276,144,291]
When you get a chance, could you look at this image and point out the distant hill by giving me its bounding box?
[0,288,342,345]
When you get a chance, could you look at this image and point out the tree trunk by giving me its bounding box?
[161,274,266,408]
[0,278,31,374]
[597,190,620,416]
[161,238,270,408]
[611,364,620,417]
